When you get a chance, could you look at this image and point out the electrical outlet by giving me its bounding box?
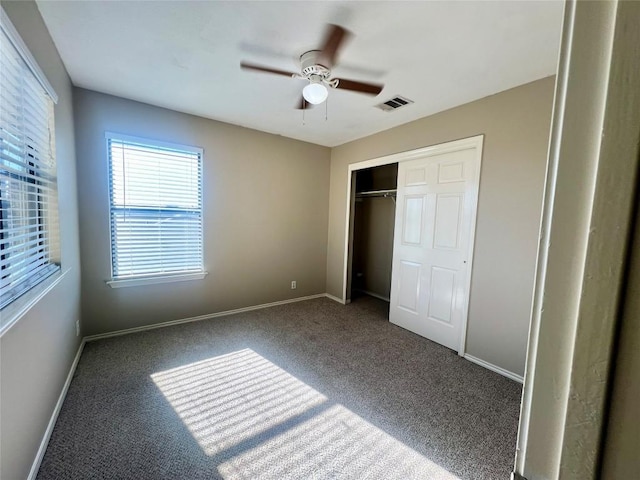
[75,319,80,337]
[291,280,297,290]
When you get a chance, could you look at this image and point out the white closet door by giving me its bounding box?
[389,147,478,351]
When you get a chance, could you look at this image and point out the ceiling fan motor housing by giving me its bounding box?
[300,50,331,78]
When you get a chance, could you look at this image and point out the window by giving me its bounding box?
[1,9,60,312]
[106,133,205,287]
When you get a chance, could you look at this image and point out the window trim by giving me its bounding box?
[106,271,208,289]
[104,132,206,288]
[0,269,67,337]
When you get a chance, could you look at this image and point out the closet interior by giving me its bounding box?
[350,163,398,304]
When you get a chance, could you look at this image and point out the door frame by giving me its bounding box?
[342,134,484,356]
[513,1,640,478]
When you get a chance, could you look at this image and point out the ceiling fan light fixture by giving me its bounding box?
[302,82,328,105]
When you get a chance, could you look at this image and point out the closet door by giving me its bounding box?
[389,147,478,351]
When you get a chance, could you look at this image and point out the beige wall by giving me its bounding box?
[73,89,331,336]
[327,77,555,376]
[0,2,82,479]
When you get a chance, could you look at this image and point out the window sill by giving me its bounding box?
[0,269,68,337]
[106,272,208,289]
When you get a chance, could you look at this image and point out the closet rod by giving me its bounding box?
[355,189,397,198]
[355,189,397,204]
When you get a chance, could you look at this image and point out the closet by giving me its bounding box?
[350,163,398,303]
[345,136,483,354]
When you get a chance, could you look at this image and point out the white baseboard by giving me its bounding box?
[28,339,86,480]
[84,293,328,342]
[324,293,345,304]
[464,354,524,383]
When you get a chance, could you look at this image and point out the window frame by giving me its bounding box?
[0,6,62,335]
[104,132,207,288]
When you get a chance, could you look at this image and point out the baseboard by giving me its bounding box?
[28,339,86,480]
[324,293,345,304]
[84,293,328,342]
[464,354,524,384]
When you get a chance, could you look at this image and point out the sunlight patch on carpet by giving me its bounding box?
[151,348,459,479]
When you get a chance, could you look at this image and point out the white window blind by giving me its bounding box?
[0,20,60,310]
[107,134,204,282]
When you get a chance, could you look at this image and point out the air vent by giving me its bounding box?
[376,95,414,112]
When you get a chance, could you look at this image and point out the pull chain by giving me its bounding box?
[301,98,329,125]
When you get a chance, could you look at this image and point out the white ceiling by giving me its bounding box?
[36,1,564,147]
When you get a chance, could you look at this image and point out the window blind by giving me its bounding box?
[0,26,60,310]
[107,134,204,280]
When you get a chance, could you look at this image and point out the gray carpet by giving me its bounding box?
[37,296,521,480]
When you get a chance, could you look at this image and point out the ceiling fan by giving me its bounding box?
[240,24,384,109]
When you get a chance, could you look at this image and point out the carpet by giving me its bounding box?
[36,296,521,479]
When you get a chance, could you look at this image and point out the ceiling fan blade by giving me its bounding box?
[240,62,297,78]
[295,97,314,110]
[334,78,384,96]
[317,24,351,68]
